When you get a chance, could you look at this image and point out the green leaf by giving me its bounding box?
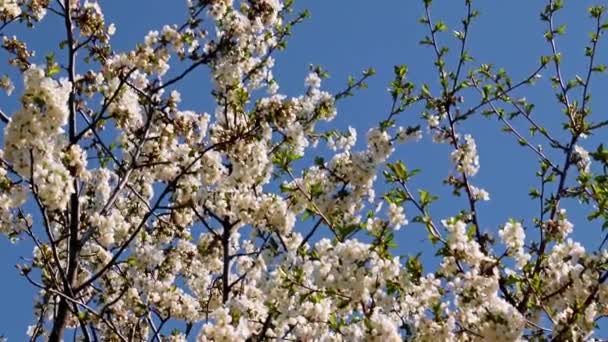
[47,65,61,77]
[529,188,541,199]
[434,21,448,32]
[589,5,605,18]
[337,224,360,240]
[540,55,551,65]
[394,65,408,78]
[421,84,431,97]
[419,190,438,207]
[388,161,408,182]
[466,224,477,239]
[592,64,607,73]
[310,183,323,198]
[406,254,423,281]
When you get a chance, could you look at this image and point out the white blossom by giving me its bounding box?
[451,134,480,176]
[572,144,591,173]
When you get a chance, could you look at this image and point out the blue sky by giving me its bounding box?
[1,0,607,339]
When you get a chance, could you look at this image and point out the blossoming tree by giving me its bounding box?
[1,0,608,340]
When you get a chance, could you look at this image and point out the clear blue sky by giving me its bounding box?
[1,0,607,339]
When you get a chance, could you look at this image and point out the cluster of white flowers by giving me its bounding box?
[4,66,74,210]
[499,220,531,268]
[387,202,407,230]
[442,217,487,267]
[367,128,394,163]
[367,309,402,342]
[395,126,422,143]
[366,216,384,234]
[304,71,321,89]
[327,126,357,151]
[470,185,490,201]
[162,25,199,56]
[62,144,88,178]
[106,79,144,130]
[0,0,21,19]
[256,238,403,340]
[538,239,607,337]
[572,144,591,173]
[79,0,105,37]
[284,125,399,232]
[450,134,480,176]
[0,160,27,236]
[545,208,574,240]
[177,110,210,141]
[199,308,251,341]
[104,28,174,77]
[88,209,130,247]
[427,114,440,128]
[450,270,526,341]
